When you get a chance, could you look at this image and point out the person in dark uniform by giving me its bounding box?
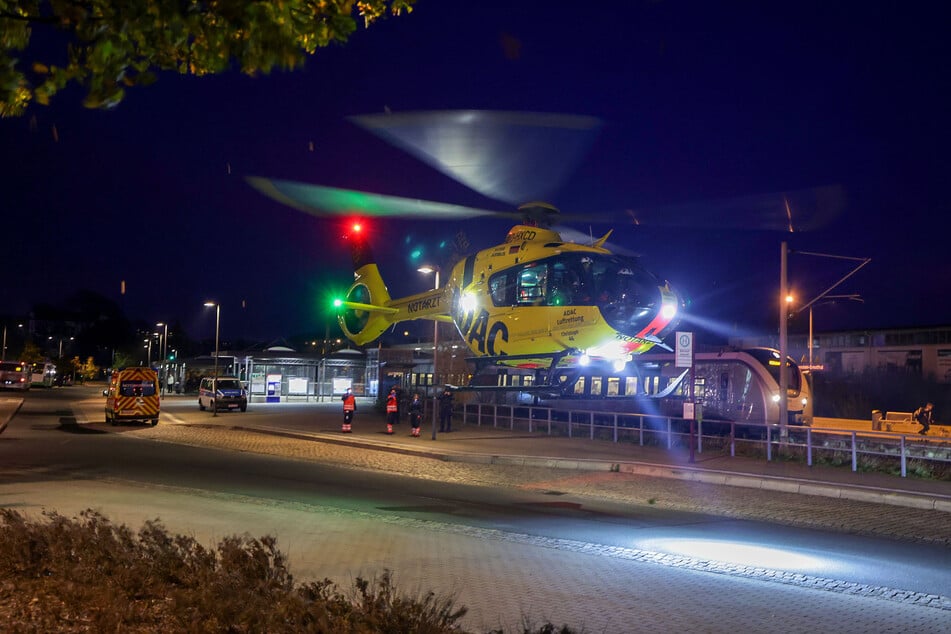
[438,386,454,433]
[409,392,422,437]
[915,402,934,435]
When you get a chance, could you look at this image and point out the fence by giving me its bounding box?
[460,403,951,478]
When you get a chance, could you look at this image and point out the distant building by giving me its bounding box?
[730,325,951,383]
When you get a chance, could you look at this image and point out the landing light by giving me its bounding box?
[460,292,477,314]
[661,303,677,320]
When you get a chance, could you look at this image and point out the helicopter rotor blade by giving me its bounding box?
[349,110,603,206]
[624,185,847,232]
[247,177,522,221]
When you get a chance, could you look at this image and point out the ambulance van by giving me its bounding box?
[104,367,160,426]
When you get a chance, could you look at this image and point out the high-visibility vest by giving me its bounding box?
[343,394,356,411]
[386,394,398,413]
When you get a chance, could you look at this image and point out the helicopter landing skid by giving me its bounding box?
[459,349,577,391]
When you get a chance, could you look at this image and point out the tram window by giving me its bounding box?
[625,377,637,395]
[573,377,586,395]
[496,369,509,387]
[590,376,602,396]
[651,376,659,394]
[694,377,706,401]
[607,377,619,396]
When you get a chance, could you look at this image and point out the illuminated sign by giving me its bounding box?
[675,331,693,368]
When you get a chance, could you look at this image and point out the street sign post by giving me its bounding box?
[676,332,696,463]
[675,332,693,368]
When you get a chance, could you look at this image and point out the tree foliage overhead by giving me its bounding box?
[0,0,414,116]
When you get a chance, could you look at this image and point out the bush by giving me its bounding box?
[0,509,578,633]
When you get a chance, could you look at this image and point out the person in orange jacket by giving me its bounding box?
[385,387,398,434]
[341,388,356,432]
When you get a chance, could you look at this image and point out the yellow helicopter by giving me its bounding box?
[333,201,680,371]
[248,111,838,385]
[248,206,680,386]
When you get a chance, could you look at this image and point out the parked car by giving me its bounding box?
[198,376,248,413]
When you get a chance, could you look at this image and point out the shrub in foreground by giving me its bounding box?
[0,509,578,633]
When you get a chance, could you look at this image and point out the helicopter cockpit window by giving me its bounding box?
[489,272,516,306]
[590,255,664,330]
[517,264,548,304]
[548,260,588,306]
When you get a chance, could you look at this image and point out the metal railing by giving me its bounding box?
[461,403,951,478]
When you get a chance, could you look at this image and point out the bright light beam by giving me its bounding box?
[640,538,834,572]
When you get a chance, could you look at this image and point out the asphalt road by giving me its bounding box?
[1,386,949,632]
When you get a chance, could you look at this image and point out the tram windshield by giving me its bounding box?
[745,348,801,392]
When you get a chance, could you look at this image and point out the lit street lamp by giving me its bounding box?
[418,265,440,440]
[204,302,221,417]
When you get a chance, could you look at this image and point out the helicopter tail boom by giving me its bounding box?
[338,263,453,345]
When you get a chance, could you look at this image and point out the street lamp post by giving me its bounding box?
[804,294,863,367]
[204,302,220,417]
[3,323,23,362]
[781,242,870,436]
[779,242,789,440]
[49,336,72,360]
[157,322,168,395]
[418,265,440,440]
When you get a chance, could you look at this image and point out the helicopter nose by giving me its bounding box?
[600,283,683,344]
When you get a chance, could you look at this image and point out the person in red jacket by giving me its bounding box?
[385,387,398,434]
[341,388,356,433]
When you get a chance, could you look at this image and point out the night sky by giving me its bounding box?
[2,0,949,346]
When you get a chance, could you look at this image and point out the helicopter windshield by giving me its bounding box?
[489,253,665,330]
